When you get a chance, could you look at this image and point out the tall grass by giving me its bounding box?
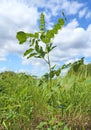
[0,71,91,130]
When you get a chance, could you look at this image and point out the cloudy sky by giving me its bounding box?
[0,0,91,76]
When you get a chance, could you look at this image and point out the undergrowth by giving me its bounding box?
[0,71,91,130]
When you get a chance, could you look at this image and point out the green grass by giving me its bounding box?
[0,71,91,130]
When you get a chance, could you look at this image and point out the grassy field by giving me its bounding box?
[0,71,91,130]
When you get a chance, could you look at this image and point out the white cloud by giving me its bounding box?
[66,19,79,28]
[85,11,91,19]
[0,48,7,61]
[22,56,48,72]
[78,7,91,20]
[61,0,84,15]
[0,0,39,61]
[27,0,84,16]
[50,20,91,66]
[79,7,87,18]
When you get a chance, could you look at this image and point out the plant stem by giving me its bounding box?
[47,53,52,89]
[44,52,52,90]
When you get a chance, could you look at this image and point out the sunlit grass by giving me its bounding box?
[0,71,91,130]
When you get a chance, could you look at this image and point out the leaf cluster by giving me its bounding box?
[42,63,71,80]
[16,13,65,61]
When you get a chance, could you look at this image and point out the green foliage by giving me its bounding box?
[16,13,65,59]
[24,48,34,56]
[0,71,91,129]
[16,12,65,91]
[39,13,46,32]
[16,31,27,44]
[71,57,84,72]
[68,57,91,77]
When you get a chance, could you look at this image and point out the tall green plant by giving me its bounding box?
[16,13,66,89]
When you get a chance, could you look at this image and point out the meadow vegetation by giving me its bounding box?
[0,66,91,130]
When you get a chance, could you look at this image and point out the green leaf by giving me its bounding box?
[51,64,56,70]
[46,30,54,39]
[40,32,51,43]
[3,121,8,130]
[27,53,37,59]
[46,43,56,53]
[32,38,35,45]
[54,23,61,30]
[40,52,45,58]
[36,121,47,129]
[35,55,41,58]
[44,38,51,43]
[58,18,64,26]
[50,70,55,78]
[29,38,35,47]
[40,25,45,32]
[46,43,52,52]
[62,11,67,21]
[51,45,56,51]
[16,31,27,44]
[52,28,58,34]
[24,48,34,56]
[39,47,45,58]
[40,32,46,39]
[43,73,49,79]
[34,32,39,38]
[35,40,39,52]
[55,68,61,76]
[39,46,43,53]
[39,13,45,32]
[46,44,50,52]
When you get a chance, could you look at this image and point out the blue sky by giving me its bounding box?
[0,0,91,76]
